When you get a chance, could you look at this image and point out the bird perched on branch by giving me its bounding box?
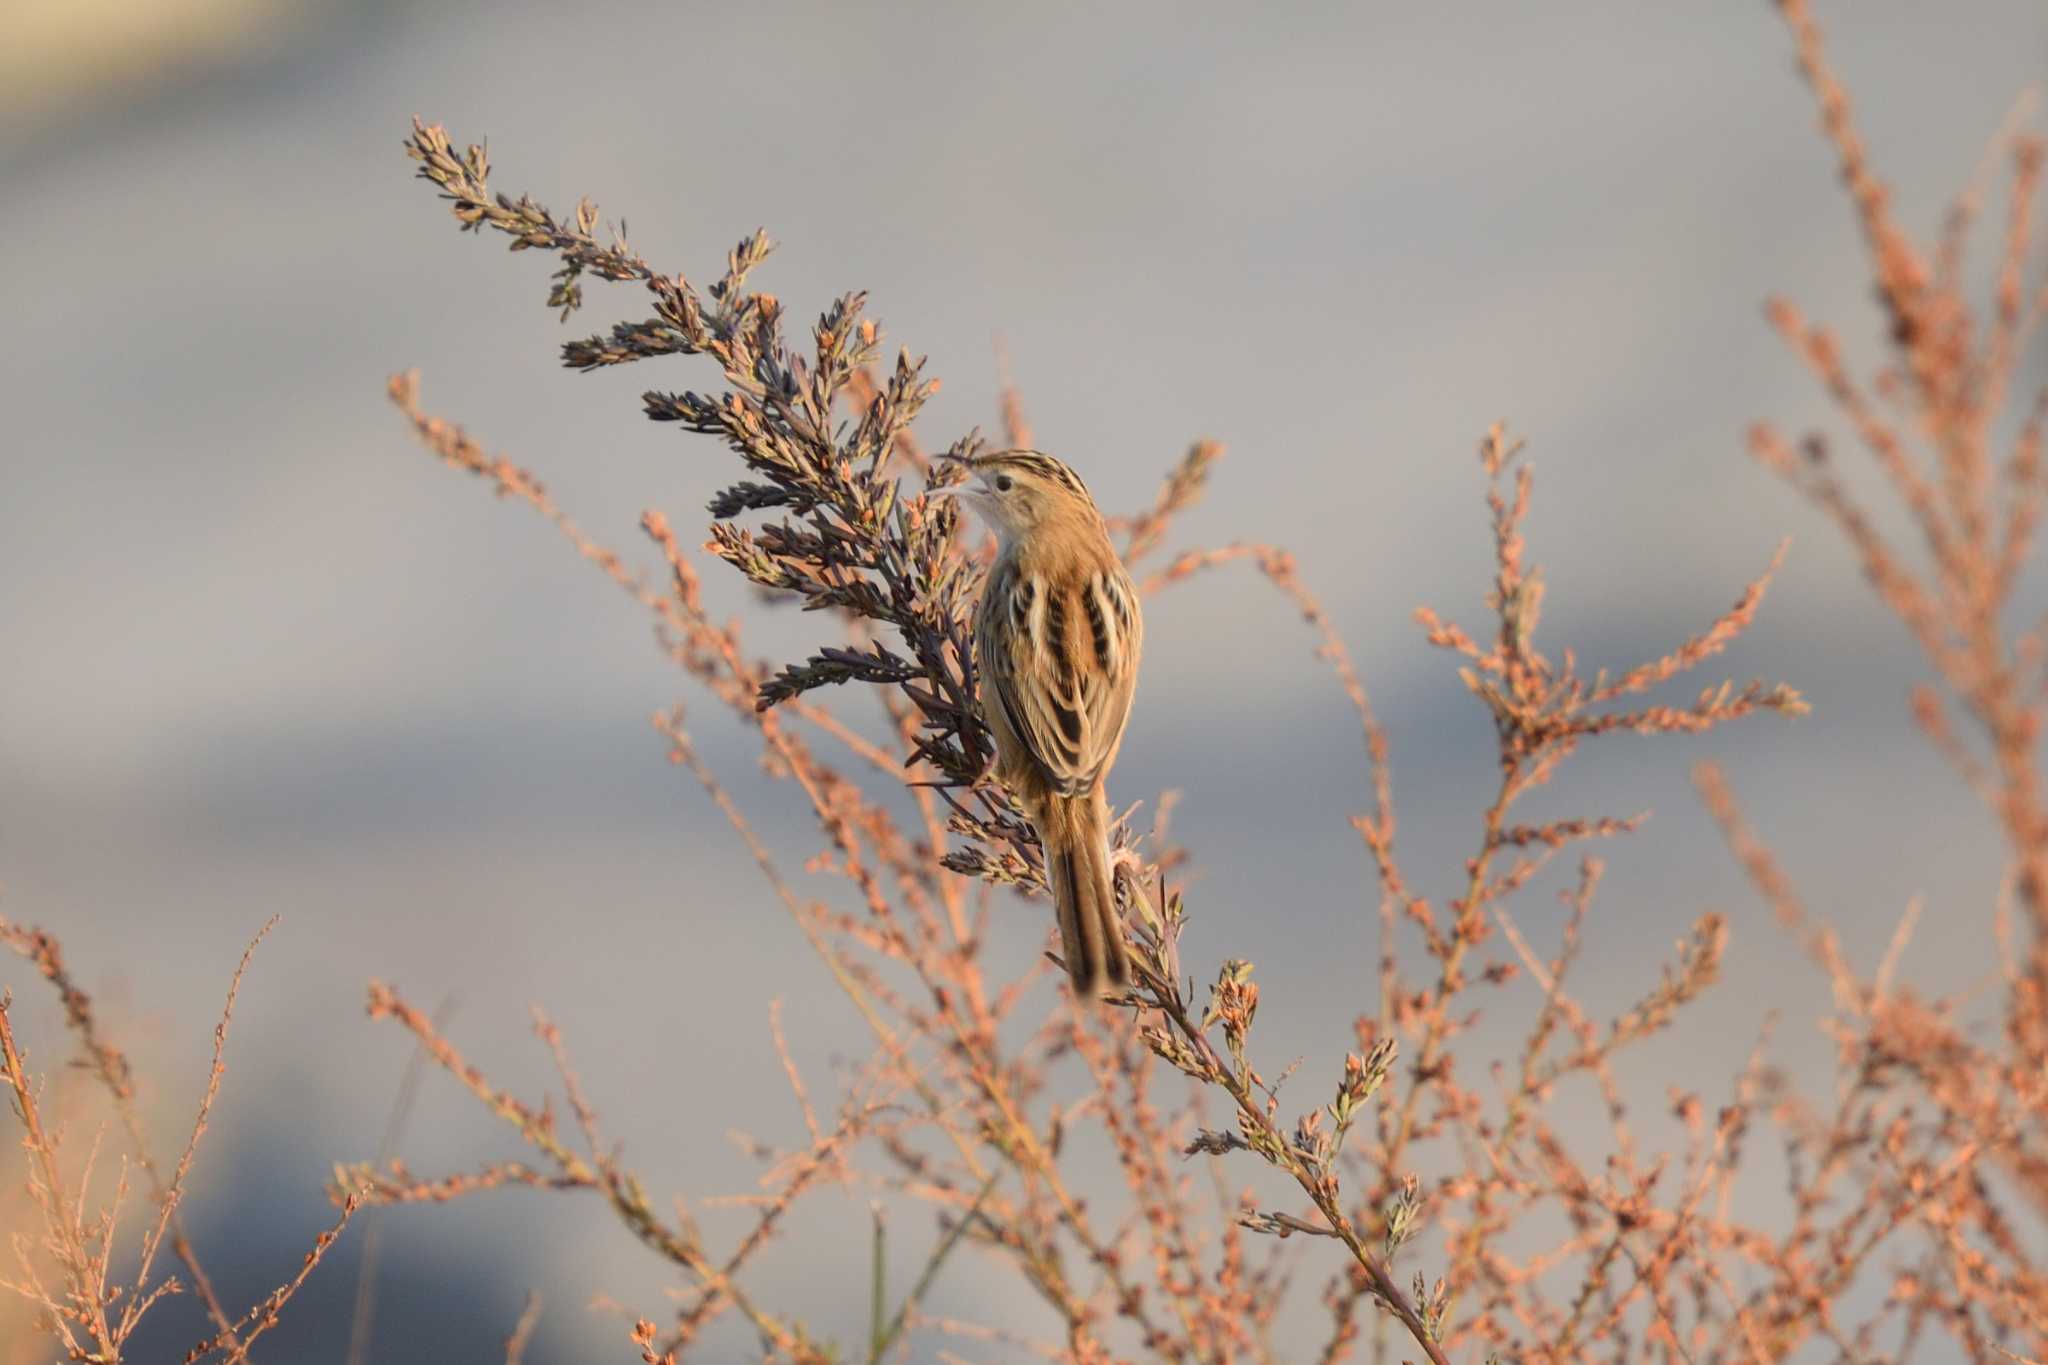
[940,451,1142,999]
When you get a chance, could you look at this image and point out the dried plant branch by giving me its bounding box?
[11,12,2041,1355]
[184,1193,361,1365]
[374,87,1852,1359]
[503,1291,542,1365]
[0,915,243,1346]
[2,919,349,1365]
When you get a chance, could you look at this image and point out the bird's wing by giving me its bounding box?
[983,557,1141,798]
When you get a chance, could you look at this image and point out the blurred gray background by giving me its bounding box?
[3,0,2045,1359]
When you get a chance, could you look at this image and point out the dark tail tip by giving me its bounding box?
[1051,831,1131,1003]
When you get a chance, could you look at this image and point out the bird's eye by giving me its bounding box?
[994,474,1014,493]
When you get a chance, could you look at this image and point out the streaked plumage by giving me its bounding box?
[947,451,1142,998]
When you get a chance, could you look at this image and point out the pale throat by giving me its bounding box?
[968,488,1108,565]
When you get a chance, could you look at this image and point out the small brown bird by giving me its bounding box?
[942,451,1142,999]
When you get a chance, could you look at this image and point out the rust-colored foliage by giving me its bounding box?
[4,2,2044,1361]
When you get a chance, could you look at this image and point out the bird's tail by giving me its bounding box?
[1040,790,1132,1000]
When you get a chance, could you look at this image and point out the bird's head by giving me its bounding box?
[937,450,1099,546]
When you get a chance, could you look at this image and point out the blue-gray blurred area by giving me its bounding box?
[3,0,2045,1359]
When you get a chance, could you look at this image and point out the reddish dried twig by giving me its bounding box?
[365,21,2048,1353]
[2,919,351,1365]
